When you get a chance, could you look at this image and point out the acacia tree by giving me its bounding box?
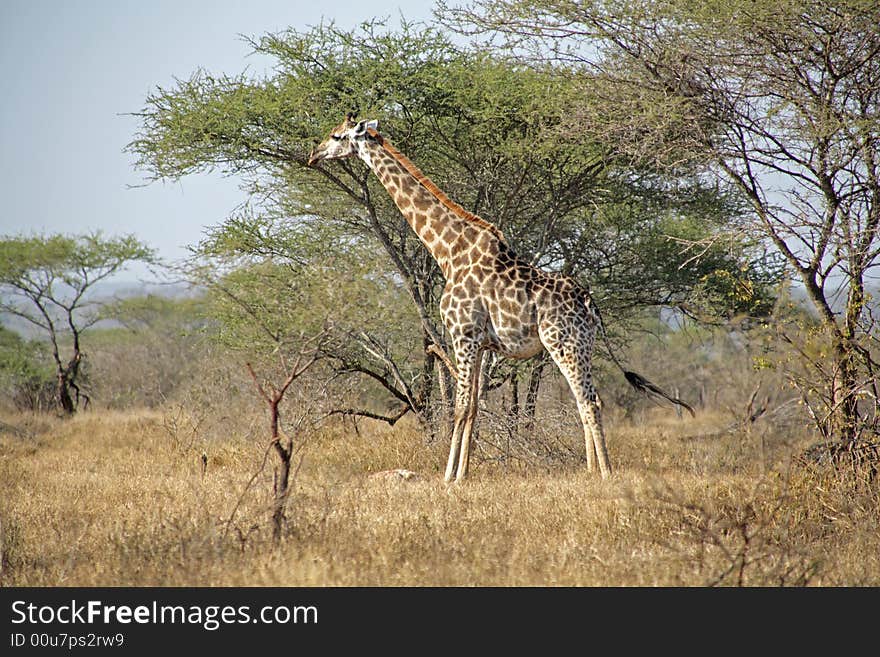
[0,233,155,414]
[129,19,773,429]
[444,0,880,445]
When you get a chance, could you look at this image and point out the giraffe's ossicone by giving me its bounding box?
[309,115,694,483]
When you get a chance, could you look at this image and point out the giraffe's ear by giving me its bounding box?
[354,119,379,136]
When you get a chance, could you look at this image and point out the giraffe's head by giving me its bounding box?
[308,113,379,166]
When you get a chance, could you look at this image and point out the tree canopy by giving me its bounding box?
[129,18,778,423]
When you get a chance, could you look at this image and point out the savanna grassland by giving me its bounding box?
[3,400,878,587]
[5,0,880,591]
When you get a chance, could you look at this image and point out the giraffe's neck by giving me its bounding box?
[357,132,505,279]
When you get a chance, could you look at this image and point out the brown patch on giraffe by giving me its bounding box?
[460,226,479,244]
[411,212,427,233]
[441,226,459,244]
[434,243,451,261]
[452,252,470,268]
[472,264,491,279]
[412,194,432,212]
[463,277,481,297]
[515,265,532,279]
[500,298,517,315]
[476,232,498,252]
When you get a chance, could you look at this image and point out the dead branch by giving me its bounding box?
[354,331,420,411]
[328,405,410,426]
[427,343,459,380]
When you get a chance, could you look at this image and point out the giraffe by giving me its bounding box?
[308,114,694,483]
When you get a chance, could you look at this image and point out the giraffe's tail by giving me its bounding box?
[623,370,696,418]
[586,292,696,418]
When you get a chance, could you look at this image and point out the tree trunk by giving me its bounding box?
[56,373,75,415]
[267,398,293,543]
[272,441,292,544]
[798,268,866,445]
[831,343,859,444]
[435,357,455,440]
[419,334,437,436]
[830,276,864,444]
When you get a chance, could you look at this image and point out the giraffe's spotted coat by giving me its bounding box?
[310,116,614,481]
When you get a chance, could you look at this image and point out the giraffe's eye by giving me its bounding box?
[331,134,342,141]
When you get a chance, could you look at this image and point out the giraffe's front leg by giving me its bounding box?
[455,349,484,482]
[444,342,482,483]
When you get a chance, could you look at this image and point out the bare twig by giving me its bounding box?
[427,343,459,380]
[328,405,410,426]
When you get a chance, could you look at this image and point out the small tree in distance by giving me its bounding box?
[0,232,156,414]
[245,339,325,543]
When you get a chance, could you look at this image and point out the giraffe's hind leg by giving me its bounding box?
[540,326,612,479]
[579,393,611,478]
[582,402,599,472]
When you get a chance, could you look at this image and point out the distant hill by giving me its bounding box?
[81,279,199,301]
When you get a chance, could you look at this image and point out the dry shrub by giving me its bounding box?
[628,477,821,586]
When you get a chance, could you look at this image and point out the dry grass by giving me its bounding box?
[1,406,878,586]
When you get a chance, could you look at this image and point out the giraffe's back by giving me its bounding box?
[470,245,596,360]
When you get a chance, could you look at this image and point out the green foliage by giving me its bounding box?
[198,218,418,361]
[100,293,205,334]
[0,233,155,287]
[0,231,156,340]
[691,268,776,321]
[130,18,770,315]
[0,326,54,411]
[128,20,603,232]
[0,326,44,376]
[0,232,157,340]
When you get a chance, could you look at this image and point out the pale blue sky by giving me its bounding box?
[0,0,434,279]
